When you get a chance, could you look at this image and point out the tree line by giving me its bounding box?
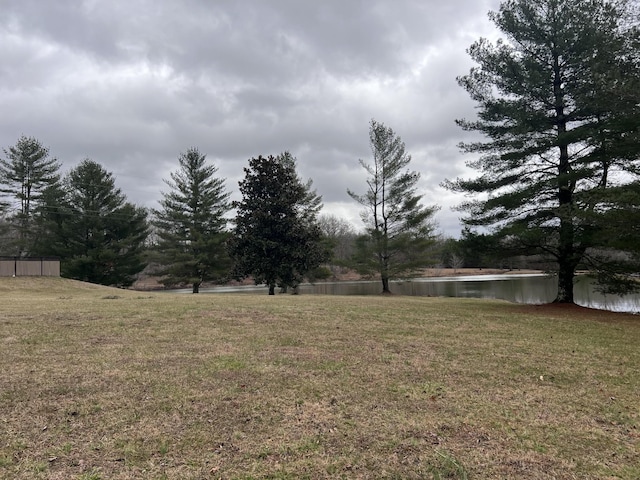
[0,121,439,295]
[1,0,639,303]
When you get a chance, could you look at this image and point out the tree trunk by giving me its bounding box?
[381,276,391,294]
[556,258,575,303]
[192,282,200,294]
[268,283,275,295]
[553,52,575,304]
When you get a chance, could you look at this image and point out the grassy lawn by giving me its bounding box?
[0,277,638,479]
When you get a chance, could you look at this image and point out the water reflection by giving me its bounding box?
[194,274,640,314]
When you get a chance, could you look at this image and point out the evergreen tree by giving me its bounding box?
[445,0,640,302]
[0,135,61,255]
[348,120,439,293]
[229,152,329,295]
[39,159,148,286]
[152,148,231,293]
[31,182,72,257]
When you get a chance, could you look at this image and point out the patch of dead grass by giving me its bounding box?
[0,277,638,479]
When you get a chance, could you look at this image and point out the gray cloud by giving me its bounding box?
[1,0,502,237]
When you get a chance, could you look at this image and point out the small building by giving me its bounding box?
[0,257,60,277]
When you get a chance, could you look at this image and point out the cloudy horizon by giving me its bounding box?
[1,0,503,237]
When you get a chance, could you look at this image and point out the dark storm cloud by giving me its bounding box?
[0,0,501,236]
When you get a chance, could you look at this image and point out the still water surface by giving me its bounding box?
[195,274,640,313]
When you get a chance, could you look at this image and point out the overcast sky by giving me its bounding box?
[1,0,502,237]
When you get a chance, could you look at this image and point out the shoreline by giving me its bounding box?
[132,267,545,291]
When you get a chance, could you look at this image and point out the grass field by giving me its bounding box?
[1,277,638,479]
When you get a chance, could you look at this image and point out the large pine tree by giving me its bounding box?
[445,0,640,302]
[38,159,148,286]
[152,148,231,293]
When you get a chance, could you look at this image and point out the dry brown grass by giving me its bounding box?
[0,277,638,479]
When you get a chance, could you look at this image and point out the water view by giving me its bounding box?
[195,274,640,314]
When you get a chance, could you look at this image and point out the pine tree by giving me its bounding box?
[152,148,231,293]
[445,0,640,301]
[38,159,148,286]
[348,120,439,293]
[0,135,61,255]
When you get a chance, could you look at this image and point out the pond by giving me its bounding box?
[192,274,640,314]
